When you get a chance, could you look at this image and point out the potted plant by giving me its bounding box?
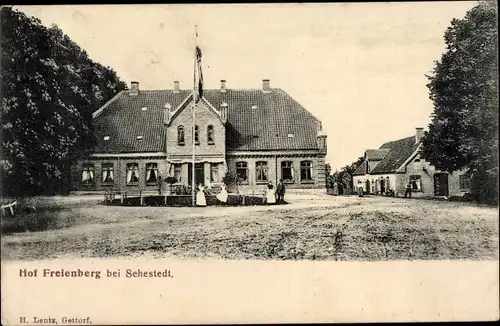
[222,173,241,194]
[164,176,178,195]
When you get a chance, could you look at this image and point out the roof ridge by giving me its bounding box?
[275,88,321,126]
[92,90,125,119]
[379,135,414,148]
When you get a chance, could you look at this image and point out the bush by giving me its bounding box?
[107,194,287,207]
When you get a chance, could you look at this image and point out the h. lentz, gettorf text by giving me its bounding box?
[19,268,173,279]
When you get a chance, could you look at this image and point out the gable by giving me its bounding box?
[168,94,223,124]
[92,88,323,154]
[370,136,420,174]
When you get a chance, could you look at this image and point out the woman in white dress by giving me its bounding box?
[196,184,207,207]
[265,182,276,205]
[216,183,228,204]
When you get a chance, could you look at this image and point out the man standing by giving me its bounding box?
[276,179,286,204]
[404,180,412,198]
[157,174,163,195]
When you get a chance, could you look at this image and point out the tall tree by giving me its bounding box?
[1,7,127,195]
[423,1,498,203]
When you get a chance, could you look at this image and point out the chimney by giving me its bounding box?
[220,102,228,123]
[129,81,139,96]
[173,81,180,93]
[262,79,271,93]
[415,127,424,144]
[220,80,227,92]
[317,130,327,154]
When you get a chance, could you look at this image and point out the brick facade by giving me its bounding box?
[71,82,328,193]
[70,156,168,192]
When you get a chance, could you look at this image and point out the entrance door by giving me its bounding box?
[188,163,204,186]
[434,173,449,196]
[365,180,371,194]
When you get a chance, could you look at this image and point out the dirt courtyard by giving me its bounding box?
[1,194,498,261]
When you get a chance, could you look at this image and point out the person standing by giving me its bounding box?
[357,180,364,197]
[266,181,276,205]
[157,174,163,195]
[404,180,412,198]
[196,183,207,207]
[216,183,228,205]
[276,179,286,204]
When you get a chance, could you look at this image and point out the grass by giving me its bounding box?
[1,195,498,261]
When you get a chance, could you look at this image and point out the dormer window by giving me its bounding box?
[136,135,143,140]
[103,136,110,141]
[141,107,148,111]
[287,134,294,138]
[251,105,258,110]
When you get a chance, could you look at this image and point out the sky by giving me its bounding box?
[17,2,477,170]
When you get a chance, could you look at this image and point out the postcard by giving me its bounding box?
[1,2,498,324]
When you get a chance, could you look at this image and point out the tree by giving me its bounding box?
[1,8,127,196]
[330,156,364,193]
[423,1,498,204]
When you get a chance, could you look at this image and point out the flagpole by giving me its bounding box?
[192,25,198,207]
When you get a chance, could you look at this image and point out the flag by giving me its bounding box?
[196,46,203,101]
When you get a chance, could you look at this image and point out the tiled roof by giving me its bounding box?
[204,88,321,151]
[93,90,192,153]
[352,160,367,176]
[370,136,420,174]
[93,88,322,153]
[365,149,390,161]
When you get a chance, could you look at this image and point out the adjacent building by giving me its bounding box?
[352,128,471,197]
[70,79,328,193]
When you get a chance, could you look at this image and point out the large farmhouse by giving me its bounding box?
[70,79,328,193]
[352,128,471,198]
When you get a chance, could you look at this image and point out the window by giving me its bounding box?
[195,125,200,145]
[126,163,139,185]
[210,164,219,183]
[101,163,114,184]
[371,179,375,193]
[177,126,185,145]
[300,161,313,182]
[174,164,182,182]
[146,163,159,183]
[410,175,422,191]
[281,161,294,182]
[459,174,471,190]
[207,125,215,144]
[256,161,268,182]
[236,162,248,182]
[81,164,95,185]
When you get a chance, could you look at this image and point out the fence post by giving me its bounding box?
[164,195,167,206]
[140,190,144,206]
[120,192,124,204]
